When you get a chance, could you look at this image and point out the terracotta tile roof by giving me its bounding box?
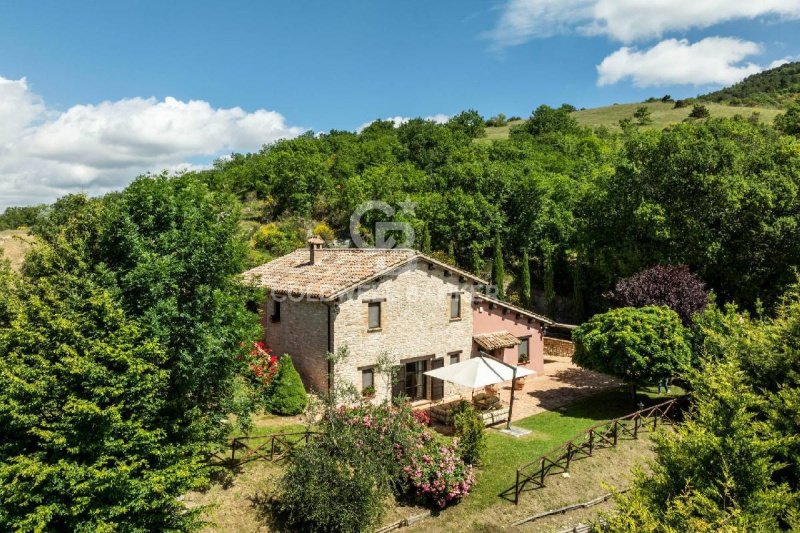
[473,294,554,325]
[473,331,521,351]
[242,248,487,300]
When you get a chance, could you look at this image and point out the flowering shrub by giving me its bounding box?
[240,341,278,387]
[413,409,431,427]
[404,440,475,508]
[328,402,474,508]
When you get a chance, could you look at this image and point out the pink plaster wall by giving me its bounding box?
[471,300,545,375]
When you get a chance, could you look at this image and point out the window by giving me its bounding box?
[404,359,428,400]
[450,293,461,319]
[449,352,461,365]
[368,302,381,329]
[518,338,530,364]
[361,368,374,392]
[271,301,281,322]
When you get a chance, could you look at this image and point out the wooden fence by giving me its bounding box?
[505,397,685,505]
[207,431,319,468]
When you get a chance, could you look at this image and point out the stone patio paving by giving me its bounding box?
[496,355,622,421]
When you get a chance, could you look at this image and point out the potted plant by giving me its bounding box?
[361,385,376,399]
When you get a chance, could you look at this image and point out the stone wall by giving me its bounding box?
[333,262,476,403]
[543,337,575,359]
[262,296,330,394]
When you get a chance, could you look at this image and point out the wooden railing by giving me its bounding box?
[207,431,319,468]
[505,397,685,505]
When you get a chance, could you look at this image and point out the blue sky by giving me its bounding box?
[1,0,799,208]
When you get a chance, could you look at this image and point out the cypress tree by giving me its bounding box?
[471,245,482,276]
[447,240,456,265]
[266,355,308,416]
[492,233,505,300]
[419,223,431,253]
[543,242,556,318]
[521,249,531,309]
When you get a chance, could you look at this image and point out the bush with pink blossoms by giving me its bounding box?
[403,439,475,508]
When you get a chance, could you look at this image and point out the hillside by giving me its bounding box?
[483,101,783,140]
[697,61,800,107]
[0,230,33,271]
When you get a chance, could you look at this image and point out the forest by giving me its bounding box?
[189,100,800,321]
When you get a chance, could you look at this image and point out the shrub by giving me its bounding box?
[313,221,335,243]
[403,441,475,509]
[265,356,307,416]
[277,440,386,533]
[252,221,305,255]
[453,402,487,466]
[689,104,710,119]
[673,99,690,108]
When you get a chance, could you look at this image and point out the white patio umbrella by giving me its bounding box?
[424,355,535,429]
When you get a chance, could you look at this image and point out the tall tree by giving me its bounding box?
[520,249,532,309]
[543,241,556,318]
[470,244,483,276]
[0,256,202,530]
[492,233,505,300]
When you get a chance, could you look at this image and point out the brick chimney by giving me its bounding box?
[308,236,324,264]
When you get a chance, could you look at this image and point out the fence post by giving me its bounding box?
[566,442,573,471]
[515,469,520,505]
[540,457,546,487]
[634,416,639,439]
[653,412,658,430]
[270,435,276,461]
[588,429,594,456]
[613,420,618,446]
[230,437,237,465]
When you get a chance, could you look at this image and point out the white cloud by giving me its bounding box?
[486,0,800,45]
[356,114,450,133]
[0,76,303,210]
[597,37,768,87]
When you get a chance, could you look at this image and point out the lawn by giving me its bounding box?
[452,385,681,512]
[480,101,783,142]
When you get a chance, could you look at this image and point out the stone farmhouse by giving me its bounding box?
[243,238,554,404]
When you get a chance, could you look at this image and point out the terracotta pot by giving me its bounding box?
[514,378,526,391]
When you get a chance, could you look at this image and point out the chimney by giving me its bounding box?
[308,236,324,264]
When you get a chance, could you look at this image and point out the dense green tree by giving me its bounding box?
[606,284,800,530]
[30,176,261,450]
[573,306,691,397]
[447,109,486,139]
[511,104,580,137]
[0,258,202,531]
[774,103,800,136]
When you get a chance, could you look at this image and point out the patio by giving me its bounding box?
[497,355,621,421]
[421,355,621,431]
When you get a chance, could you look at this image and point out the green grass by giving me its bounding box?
[461,385,682,512]
[481,101,783,141]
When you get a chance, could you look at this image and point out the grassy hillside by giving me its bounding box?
[483,101,783,140]
[698,61,800,107]
[0,230,33,271]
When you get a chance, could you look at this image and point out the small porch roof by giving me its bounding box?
[473,331,521,351]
